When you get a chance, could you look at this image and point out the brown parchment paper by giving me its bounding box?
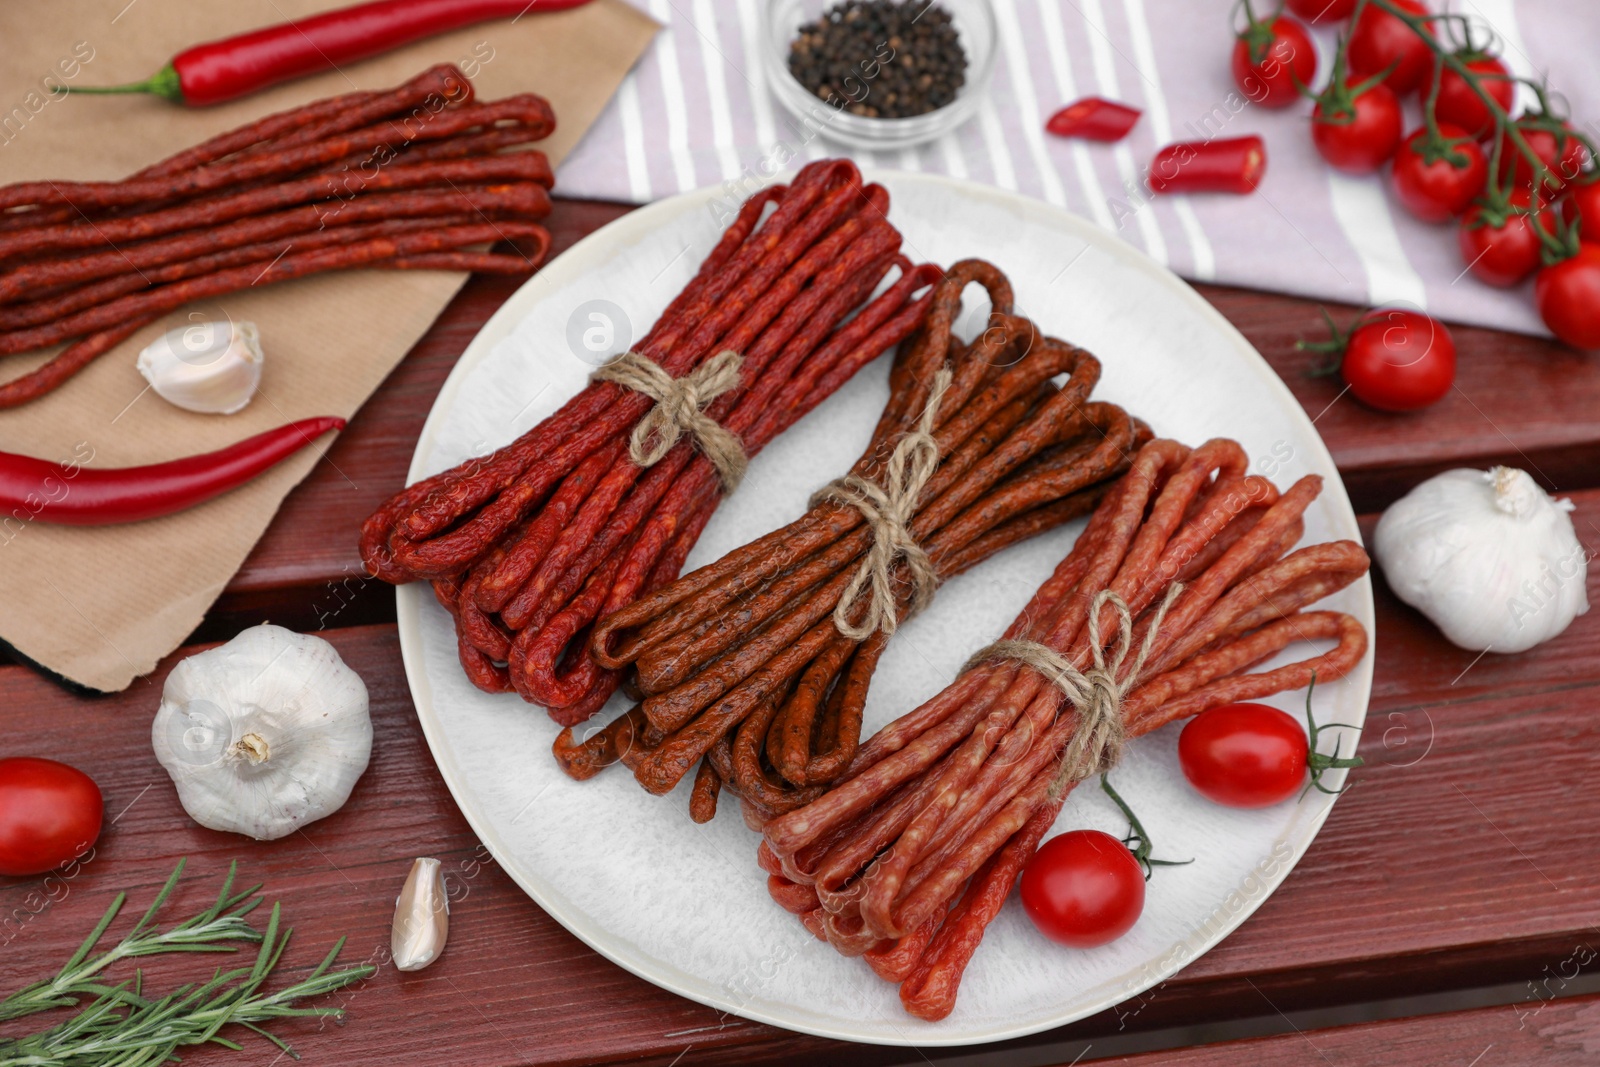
[0,0,659,691]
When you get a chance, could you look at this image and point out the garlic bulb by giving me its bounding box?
[151,625,371,840]
[137,320,263,414]
[392,858,450,972]
[1374,467,1589,654]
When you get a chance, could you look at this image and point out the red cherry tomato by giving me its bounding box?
[1232,16,1316,109]
[1311,81,1403,173]
[0,757,103,876]
[1456,192,1553,288]
[1536,246,1600,349]
[1285,0,1356,23]
[1348,0,1435,96]
[1571,179,1600,246]
[1392,125,1488,222]
[1179,703,1309,808]
[1020,830,1145,948]
[1434,55,1514,140]
[1496,124,1590,196]
[1340,308,1456,411]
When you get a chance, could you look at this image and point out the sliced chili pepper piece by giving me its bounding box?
[1149,135,1267,194]
[0,416,345,525]
[1044,97,1142,142]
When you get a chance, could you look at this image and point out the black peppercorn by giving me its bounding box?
[787,0,967,119]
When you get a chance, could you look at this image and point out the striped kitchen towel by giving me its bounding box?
[556,0,1599,337]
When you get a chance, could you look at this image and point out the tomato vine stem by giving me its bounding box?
[1100,774,1194,880]
[1300,673,1365,799]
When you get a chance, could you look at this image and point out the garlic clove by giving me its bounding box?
[137,320,263,414]
[392,858,450,972]
[151,624,371,840]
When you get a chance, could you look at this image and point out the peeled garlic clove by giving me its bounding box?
[392,858,449,972]
[137,320,263,414]
[151,624,371,840]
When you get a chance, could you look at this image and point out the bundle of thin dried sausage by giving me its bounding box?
[361,159,941,723]
[0,64,555,407]
[758,435,1371,1020]
[565,260,1152,822]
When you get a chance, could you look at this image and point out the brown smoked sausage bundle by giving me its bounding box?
[566,260,1154,823]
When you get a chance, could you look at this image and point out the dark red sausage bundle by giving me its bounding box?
[360,159,941,724]
[0,64,555,407]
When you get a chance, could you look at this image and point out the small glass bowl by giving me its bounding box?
[761,0,996,151]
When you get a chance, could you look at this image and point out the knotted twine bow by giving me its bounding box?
[964,583,1184,799]
[592,349,749,492]
[810,365,953,642]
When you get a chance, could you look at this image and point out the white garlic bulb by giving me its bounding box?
[392,858,450,972]
[137,320,263,414]
[1374,467,1589,654]
[151,625,371,840]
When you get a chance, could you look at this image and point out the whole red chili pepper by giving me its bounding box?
[1044,97,1142,142]
[0,416,344,525]
[1149,135,1267,194]
[74,0,594,106]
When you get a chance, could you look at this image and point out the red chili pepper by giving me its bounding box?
[1044,97,1142,142]
[1149,135,1267,194]
[0,416,344,525]
[75,0,594,106]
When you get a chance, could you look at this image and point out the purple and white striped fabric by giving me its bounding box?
[555,0,1598,336]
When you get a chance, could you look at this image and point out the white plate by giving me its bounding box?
[394,172,1375,1046]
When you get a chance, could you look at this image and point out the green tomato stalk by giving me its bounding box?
[1300,672,1364,798]
[1099,774,1194,881]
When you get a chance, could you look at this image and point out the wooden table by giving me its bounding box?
[5,197,1600,1066]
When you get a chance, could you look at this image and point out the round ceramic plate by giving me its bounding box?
[393,172,1375,1046]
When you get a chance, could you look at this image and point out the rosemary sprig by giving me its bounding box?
[0,860,375,1066]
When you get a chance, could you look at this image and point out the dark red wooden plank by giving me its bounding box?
[4,601,1600,1067]
[1081,989,1600,1066]
[1204,282,1600,514]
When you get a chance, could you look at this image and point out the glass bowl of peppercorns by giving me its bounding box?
[765,0,995,149]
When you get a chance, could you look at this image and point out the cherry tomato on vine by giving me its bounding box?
[1311,80,1403,173]
[1392,124,1488,222]
[1232,14,1317,109]
[1317,308,1456,412]
[1435,54,1514,140]
[1179,704,1309,808]
[1570,179,1600,246]
[1457,192,1554,288]
[1020,777,1187,949]
[1020,830,1145,948]
[1285,0,1356,24]
[1179,686,1363,809]
[1496,124,1590,196]
[0,757,103,876]
[1536,246,1600,349]
[1347,0,1435,97]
